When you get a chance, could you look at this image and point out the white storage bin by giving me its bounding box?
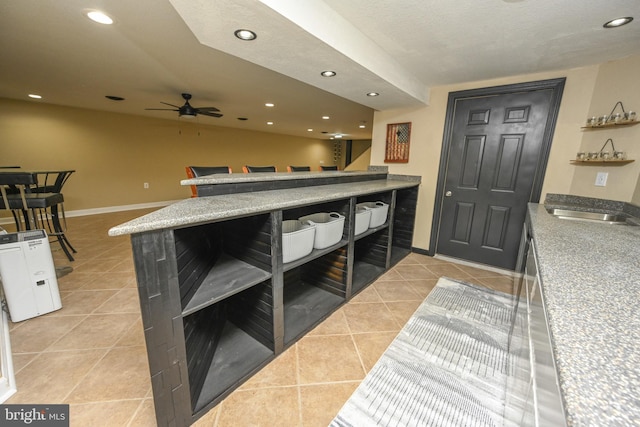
[282,220,316,263]
[357,201,389,228]
[299,212,345,249]
[354,207,371,236]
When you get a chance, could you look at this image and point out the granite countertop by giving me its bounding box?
[109,178,419,236]
[180,170,385,186]
[528,201,640,426]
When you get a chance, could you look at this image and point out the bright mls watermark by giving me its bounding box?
[0,405,69,426]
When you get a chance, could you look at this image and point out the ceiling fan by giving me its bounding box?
[145,93,223,118]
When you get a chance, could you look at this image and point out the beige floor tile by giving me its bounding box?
[425,263,473,280]
[70,399,142,427]
[9,315,86,353]
[373,280,423,302]
[342,302,401,333]
[394,264,439,280]
[79,272,136,290]
[94,288,141,313]
[128,399,159,427]
[66,345,150,403]
[48,313,139,351]
[297,335,364,384]
[457,264,511,278]
[307,310,350,336]
[216,387,300,427]
[72,257,128,274]
[57,272,99,291]
[385,300,422,326]
[376,268,404,281]
[404,253,450,265]
[476,276,519,295]
[10,353,38,374]
[116,317,146,347]
[54,290,118,316]
[240,345,298,389]
[300,382,359,427]
[351,332,398,372]
[349,285,382,303]
[7,349,106,404]
[406,278,439,298]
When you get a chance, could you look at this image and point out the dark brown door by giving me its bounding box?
[434,80,564,270]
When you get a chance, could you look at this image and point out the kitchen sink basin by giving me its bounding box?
[546,208,635,225]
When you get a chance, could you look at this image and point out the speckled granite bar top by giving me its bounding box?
[181,170,385,186]
[528,202,640,426]
[109,178,418,236]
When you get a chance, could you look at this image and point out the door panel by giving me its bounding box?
[437,89,555,269]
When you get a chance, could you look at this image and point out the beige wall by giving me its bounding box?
[1,99,335,214]
[370,56,640,251]
[570,55,640,201]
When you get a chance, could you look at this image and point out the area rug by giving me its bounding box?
[331,277,528,427]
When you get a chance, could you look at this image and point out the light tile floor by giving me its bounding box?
[4,209,517,427]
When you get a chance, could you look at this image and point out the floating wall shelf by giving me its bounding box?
[570,159,635,166]
[581,120,638,130]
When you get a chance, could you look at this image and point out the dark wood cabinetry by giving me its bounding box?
[122,174,419,426]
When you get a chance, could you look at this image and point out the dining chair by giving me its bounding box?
[287,166,311,172]
[0,171,76,261]
[320,165,339,171]
[185,166,232,197]
[243,165,277,173]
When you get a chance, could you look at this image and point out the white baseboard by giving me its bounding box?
[0,200,181,225]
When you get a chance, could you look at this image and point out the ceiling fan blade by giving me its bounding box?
[160,101,181,108]
[198,111,223,118]
[145,108,179,111]
[195,106,221,112]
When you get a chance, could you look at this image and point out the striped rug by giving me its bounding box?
[331,277,529,427]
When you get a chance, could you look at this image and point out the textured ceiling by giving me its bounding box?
[1,0,638,140]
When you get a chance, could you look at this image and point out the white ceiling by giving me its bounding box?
[1,0,638,141]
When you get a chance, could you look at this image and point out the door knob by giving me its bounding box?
[445,191,452,197]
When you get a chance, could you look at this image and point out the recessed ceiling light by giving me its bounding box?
[366,92,379,97]
[265,103,274,107]
[320,71,337,77]
[86,10,113,25]
[267,121,274,125]
[334,134,343,139]
[28,94,42,99]
[237,117,248,121]
[603,17,633,28]
[322,116,330,120]
[235,29,257,40]
[307,128,313,132]
[359,124,366,129]
[105,95,124,101]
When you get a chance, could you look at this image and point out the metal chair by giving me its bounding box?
[185,166,231,197]
[0,171,76,261]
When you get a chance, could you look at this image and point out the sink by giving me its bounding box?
[546,208,635,225]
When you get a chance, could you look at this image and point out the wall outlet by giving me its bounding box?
[143,182,149,189]
[595,172,608,187]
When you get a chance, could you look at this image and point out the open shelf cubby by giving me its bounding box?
[175,215,273,315]
[185,280,275,413]
[352,230,389,294]
[389,187,418,266]
[283,248,347,345]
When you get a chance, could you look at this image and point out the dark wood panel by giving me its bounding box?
[452,202,475,243]
[460,135,485,189]
[482,205,510,250]
[468,109,491,125]
[493,134,524,192]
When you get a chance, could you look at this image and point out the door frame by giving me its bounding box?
[428,78,565,258]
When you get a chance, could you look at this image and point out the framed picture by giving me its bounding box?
[384,122,411,163]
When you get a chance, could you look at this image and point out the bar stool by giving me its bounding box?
[287,166,311,172]
[243,165,277,173]
[185,166,232,197]
[320,165,339,171]
[0,172,76,261]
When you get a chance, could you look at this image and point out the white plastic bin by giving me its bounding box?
[357,201,389,228]
[299,212,345,249]
[354,207,371,236]
[282,220,316,263]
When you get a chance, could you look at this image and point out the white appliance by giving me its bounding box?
[0,229,62,322]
